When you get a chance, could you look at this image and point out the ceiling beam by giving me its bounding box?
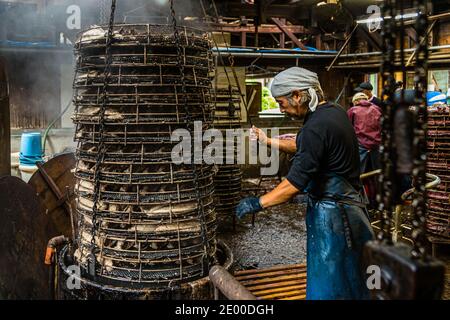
[356,26,382,51]
[271,17,307,49]
[224,3,309,22]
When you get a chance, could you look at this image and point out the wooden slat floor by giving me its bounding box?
[234,264,307,300]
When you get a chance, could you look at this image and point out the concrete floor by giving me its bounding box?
[217,178,307,270]
[218,201,307,270]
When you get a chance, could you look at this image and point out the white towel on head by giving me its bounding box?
[270,67,322,112]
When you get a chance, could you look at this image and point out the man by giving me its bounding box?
[347,92,382,208]
[347,92,381,173]
[237,67,374,300]
[354,81,382,107]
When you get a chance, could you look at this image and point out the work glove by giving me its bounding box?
[236,197,263,220]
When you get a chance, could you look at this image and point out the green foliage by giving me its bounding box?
[261,87,279,111]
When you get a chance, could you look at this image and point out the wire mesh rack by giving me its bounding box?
[72,24,217,287]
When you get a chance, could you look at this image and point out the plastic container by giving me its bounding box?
[19,132,43,165]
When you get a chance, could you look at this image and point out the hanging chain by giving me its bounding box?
[411,0,429,259]
[169,0,212,279]
[377,0,397,243]
[88,0,117,275]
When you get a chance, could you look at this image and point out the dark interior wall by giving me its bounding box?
[3,51,64,129]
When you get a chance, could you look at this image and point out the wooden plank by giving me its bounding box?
[234,263,306,276]
[240,273,307,286]
[235,268,306,281]
[259,289,306,300]
[246,279,307,292]
[215,24,308,34]
[252,284,307,296]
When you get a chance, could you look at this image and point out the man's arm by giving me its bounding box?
[266,138,297,155]
[260,178,300,208]
[252,126,297,154]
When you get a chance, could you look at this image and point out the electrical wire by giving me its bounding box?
[42,99,72,156]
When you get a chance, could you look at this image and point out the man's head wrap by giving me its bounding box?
[270,67,322,112]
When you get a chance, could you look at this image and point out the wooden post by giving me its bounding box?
[280,18,286,48]
[0,58,10,176]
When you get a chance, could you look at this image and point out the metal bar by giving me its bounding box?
[36,162,72,214]
[234,263,306,274]
[259,289,305,299]
[281,294,306,300]
[252,284,307,296]
[326,23,359,71]
[244,279,306,291]
[209,265,257,300]
[271,17,307,50]
[240,273,307,286]
[235,268,306,281]
[360,169,382,180]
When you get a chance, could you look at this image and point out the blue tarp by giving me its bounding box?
[213,46,337,54]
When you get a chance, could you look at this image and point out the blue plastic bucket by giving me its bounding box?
[19,132,43,165]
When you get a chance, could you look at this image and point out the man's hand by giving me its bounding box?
[252,126,269,144]
[236,196,263,219]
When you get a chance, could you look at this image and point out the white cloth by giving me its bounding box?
[270,67,322,112]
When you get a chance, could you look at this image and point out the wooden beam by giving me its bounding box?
[214,23,309,34]
[241,32,247,47]
[271,17,307,50]
[357,27,382,51]
[404,26,418,43]
[280,18,286,48]
[225,3,309,22]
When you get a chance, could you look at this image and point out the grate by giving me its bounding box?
[72,24,217,286]
[426,108,450,239]
[234,264,307,300]
[212,87,243,222]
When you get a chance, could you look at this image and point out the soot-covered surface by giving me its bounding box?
[217,178,307,271]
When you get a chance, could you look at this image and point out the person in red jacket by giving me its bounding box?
[347,92,382,207]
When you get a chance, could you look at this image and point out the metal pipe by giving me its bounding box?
[212,51,335,59]
[401,173,441,201]
[212,45,450,60]
[209,265,257,300]
[360,169,382,180]
[44,235,69,265]
[45,235,69,299]
[326,24,359,71]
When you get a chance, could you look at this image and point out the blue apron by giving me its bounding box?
[305,174,375,300]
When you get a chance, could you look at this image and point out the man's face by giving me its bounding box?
[275,91,309,120]
[362,89,372,97]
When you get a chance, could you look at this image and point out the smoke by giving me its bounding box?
[0,0,212,130]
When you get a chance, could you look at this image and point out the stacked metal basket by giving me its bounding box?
[427,107,450,239]
[72,24,216,287]
[212,87,242,224]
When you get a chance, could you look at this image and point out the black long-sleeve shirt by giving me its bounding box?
[286,102,361,191]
